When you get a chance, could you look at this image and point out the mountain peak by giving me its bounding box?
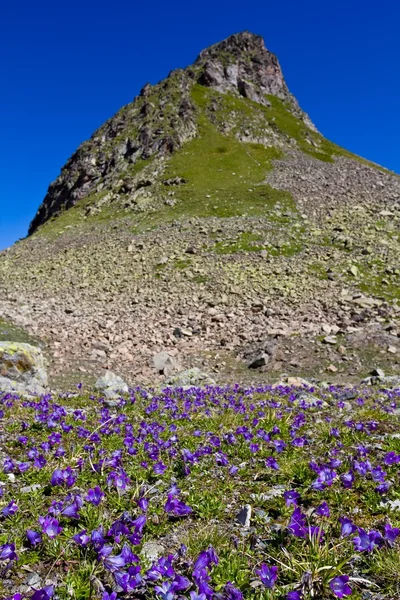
[193,31,293,108]
[197,30,265,59]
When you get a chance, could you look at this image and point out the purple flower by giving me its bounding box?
[340,517,357,538]
[0,543,17,562]
[224,582,243,600]
[132,514,147,534]
[329,575,352,598]
[91,527,105,550]
[341,471,354,489]
[284,490,300,507]
[193,546,219,583]
[26,529,42,546]
[102,593,118,600]
[164,495,192,517]
[31,587,55,600]
[39,516,62,539]
[316,502,330,517]
[153,461,167,474]
[288,507,307,538]
[384,523,400,547]
[265,456,279,470]
[85,486,104,506]
[311,467,336,490]
[50,467,76,487]
[107,469,130,491]
[353,528,383,552]
[49,469,64,486]
[255,564,278,588]
[73,530,90,546]
[113,567,142,592]
[384,452,400,465]
[170,575,190,592]
[98,545,130,572]
[273,439,286,453]
[286,592,303,600]
[190,593,207,600]
[1,500,18,518]
[137,496,149,512]
[155,582,175,600]
[61,498,82,519]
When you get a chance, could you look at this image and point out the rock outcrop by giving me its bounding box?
[27,31,315,235]
[0,342,47,395]
[95,371,129,398]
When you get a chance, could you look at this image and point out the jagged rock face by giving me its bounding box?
[195,31,292,106]
[28,32,313,234]
[29,71,197,234]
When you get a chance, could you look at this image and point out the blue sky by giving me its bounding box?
[1,0,399,250]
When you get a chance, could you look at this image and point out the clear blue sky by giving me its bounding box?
[1,0,399,250]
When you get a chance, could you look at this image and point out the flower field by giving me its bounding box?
[1,382,400,599]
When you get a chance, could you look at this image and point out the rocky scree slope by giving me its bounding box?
[0,31,399,388]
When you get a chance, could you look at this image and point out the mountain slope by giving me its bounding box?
[1,31,399,388]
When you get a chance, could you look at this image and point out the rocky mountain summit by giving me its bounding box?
[28,31,316,235]
[1,31,399,389]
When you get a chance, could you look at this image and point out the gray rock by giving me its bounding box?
[236,504,252,528]
[21,484,42,494]
[248,355,267,369]
[378,375,400,389]
[141,540,165,562]
[0,342,47,396]
[24,573,41,588]
[380,499,400,512]
[153,351,179,375]
[95,371,129,398]
[370,368,385,378]
[165,367,216,388]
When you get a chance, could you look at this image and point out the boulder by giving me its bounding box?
[153,351,179,376]
[248,355,267,369]
[95,371,129,398]
[236,504,252,528]
[164,367,216,388]
[0,342,47,396]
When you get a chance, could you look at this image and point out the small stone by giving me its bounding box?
[21,484,42,494]
[327,364,338,373]
[323,336,337,345]
[180,329,193,337]
[248,355,266,369]
[370,368,385,378]
[25,573,41,588]
[153,351,179,375]
[95,371,129,398]
[349,265,359,277]
[141,540,165,562]
[164,367,216,387]
[387,346,397,354]
[236,504,252,528]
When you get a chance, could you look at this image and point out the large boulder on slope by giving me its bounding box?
[95,370,129,398]
[0,341,48,396]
